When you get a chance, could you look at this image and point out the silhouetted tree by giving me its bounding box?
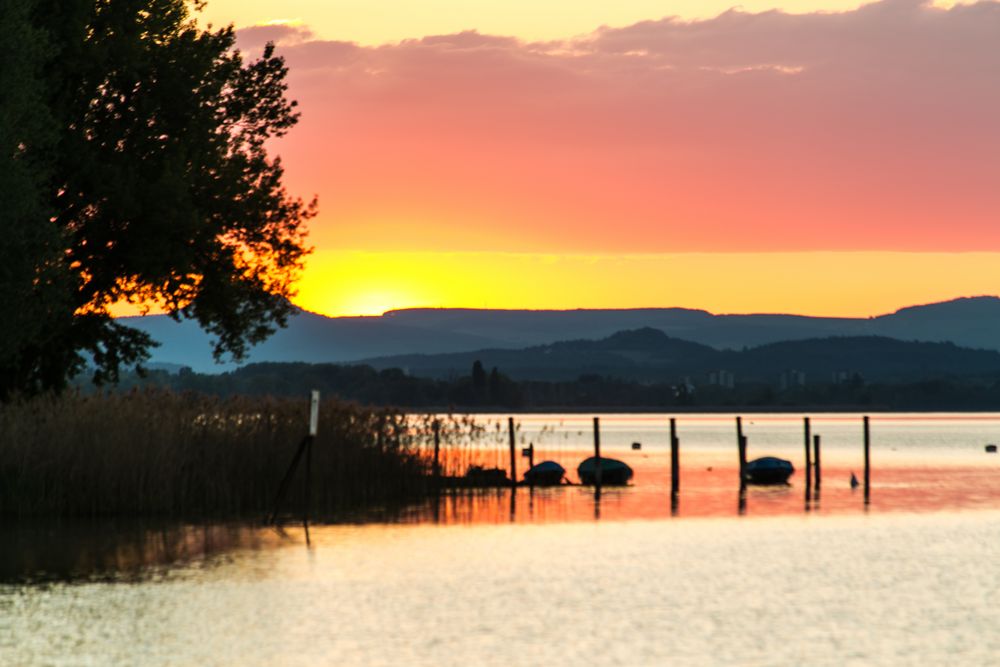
[488,366,501,401]
[0,0,75,396]
[471,360,487,393]
[0,0,314,397]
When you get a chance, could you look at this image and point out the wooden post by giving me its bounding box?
[736,417,746,490]
[813,434,821,491]
[305,390,318,537]
[740,435,748,475]
[803,417,812,498]
[863,415,871,503]
[509,482,517,521]
[304,431,313,540]
[593,416,602,491]
[432,419,441,486]
[670,417,679,498]
[508,416,517,488]
[526,443,535,489]
[269,390,320,527]
[309,390,320,437]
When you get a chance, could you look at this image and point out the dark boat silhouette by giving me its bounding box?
[743,456,794,485]
[523,461,566,486]
[577,456,633,485]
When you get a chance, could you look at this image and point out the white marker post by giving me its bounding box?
[269,390,321,527]
[309,390,320,437]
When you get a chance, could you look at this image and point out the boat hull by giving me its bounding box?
[743,457,794,485]
[577,456,634,485]
[524,461,566,486]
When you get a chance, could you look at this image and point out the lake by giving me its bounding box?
[3,413,1000,666]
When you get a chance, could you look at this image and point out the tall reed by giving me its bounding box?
[0,389,479,519]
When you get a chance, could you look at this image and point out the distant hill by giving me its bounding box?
[120,309,501,372]
[363,329,718,381]
[120,296,1000,372]
[126,331,1000,411]
[360,329,1000,383]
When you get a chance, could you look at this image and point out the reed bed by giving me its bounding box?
[0,389,481,519]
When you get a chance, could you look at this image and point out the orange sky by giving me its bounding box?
[189,0,1000,317]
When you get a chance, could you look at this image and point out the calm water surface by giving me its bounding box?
[3,413,1000,666]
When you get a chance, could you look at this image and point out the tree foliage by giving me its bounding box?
[0,0,314,397]
[0,0,74,396]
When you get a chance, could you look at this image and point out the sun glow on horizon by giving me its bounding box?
[295,252,443,316]
[333,291,419,317]
[291,250,1000,319]
[107,249,1000,320]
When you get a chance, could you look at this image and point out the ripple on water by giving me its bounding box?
[3,512,1000,666]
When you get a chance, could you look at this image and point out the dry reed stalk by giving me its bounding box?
[0,389,484,519]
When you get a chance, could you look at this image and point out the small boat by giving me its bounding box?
[523,461,566,486]
[986,444,997,453]
[850,472,860,488]
[577,456,633,485]
[743,456,794,485]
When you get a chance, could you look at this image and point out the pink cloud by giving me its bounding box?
[240,1,1000,252]
[236,23,316,51]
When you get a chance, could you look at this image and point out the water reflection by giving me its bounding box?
[7,413,1000,666]
[5,457,1000,583]
[5,512,1000,667]
[0,521,280,584]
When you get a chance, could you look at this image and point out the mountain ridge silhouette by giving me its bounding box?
[120,295,1000,373]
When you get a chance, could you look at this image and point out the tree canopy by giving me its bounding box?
[0,0,314,398]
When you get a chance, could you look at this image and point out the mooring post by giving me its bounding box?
[813,434,821,491]
[736,417,746,490]
[863,415,871,503]
[309,390,320,439]
[508,416,517,488]
[523,442,535,490]
[271,391,320,527]
[803,417,812,498]
[304,430,313,539]
[593,416,602,492]
[670,417,679,499]
[740,435,748,475]
[305,391,318,537]
[432,419,441,488]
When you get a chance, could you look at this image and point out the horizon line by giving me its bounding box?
[115,294,1000,321]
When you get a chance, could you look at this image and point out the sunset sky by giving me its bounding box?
[198,0,1000,317]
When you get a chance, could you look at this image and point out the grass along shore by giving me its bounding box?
[0,389,481,519]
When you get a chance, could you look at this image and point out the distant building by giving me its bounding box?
[779,369,806,391]
[708,370,735,389]
[673,377,696,401]
[832,370,863,385]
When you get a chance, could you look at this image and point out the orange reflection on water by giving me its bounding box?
[411,451,1000,525]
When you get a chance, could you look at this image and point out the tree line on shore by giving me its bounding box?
[111,360,1000,411]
